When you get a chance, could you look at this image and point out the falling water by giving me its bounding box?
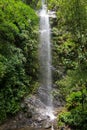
[39,0,54,116]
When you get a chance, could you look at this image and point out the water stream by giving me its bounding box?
[39,1,56,129]
[39,0,54,120]
[39,0,53,111]
[15,127,52,130]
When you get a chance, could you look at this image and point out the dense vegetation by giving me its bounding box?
[0,0,87,129]
[48,0,87,129]
[0,0,39,123]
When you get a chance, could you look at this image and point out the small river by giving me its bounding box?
[15,127,51,130]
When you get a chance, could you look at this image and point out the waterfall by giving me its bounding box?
[39,0,55,120]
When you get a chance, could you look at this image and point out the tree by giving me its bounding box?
[0,0,39,123]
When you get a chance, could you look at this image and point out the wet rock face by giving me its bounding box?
[38,86,65,108]
[44,121,51,129]
[0,95,62,130]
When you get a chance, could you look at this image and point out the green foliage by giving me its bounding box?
[0,0,39,123]
[47,0,59,10]
[48,0,87,129]
[0,55,7,79]
[58,89,87,129]
[66,90,87,110]
[22,0,41,9]
[57,65,87,129]
[56,68,87,99]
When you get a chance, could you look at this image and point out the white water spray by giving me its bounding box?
[39,0,56,123]
[39,1,52,108]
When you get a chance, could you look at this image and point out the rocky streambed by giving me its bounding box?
[15,127,52,130]
[0,95,64,130]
